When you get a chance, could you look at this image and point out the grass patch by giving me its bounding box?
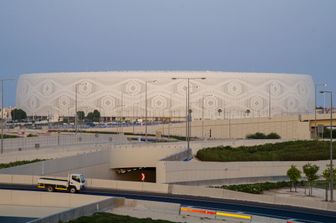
[65,212,176,223]
[196,140,336,162]
[212,181,293,194]
[0,159,45,169]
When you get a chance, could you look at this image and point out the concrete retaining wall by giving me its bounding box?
[0,189,113,207]
[109,144,186,168]
[156,160,331,184]
[0,149,111,179]
[29,197,123,223]
[114,115,311,140]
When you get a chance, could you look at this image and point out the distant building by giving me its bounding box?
[1,106,14,120]
[16,71,314,120]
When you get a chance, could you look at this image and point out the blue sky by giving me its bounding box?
[0,0,335,106]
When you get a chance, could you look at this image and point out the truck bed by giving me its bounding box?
[38,178,69,187]
[39,177,67,182]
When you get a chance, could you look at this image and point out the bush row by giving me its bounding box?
[212,181,293,194]
[196,140,336,162]
[0,159,45,169]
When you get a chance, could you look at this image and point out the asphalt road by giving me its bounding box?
[0,184,336,223]
[0,216,35,223]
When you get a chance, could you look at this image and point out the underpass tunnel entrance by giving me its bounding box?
[113,167,156,182]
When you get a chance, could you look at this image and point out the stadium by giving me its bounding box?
[16,71,314,120]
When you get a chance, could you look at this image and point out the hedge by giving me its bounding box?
[196,140,335,162]
[212,181,293,194]
[0,159,45,169]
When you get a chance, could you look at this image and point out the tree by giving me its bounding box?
[11,109,27,121]
[86,112,93,121]
[287,165,301,192]
[322,164,336,200]
[77,111,85,121]
[303,163,319,196]
[92,109,100,122]
[86,110,100,122]
[322,164,336,183]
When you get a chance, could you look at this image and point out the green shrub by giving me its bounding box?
[27,134,38,137]
[266,132,281,139]
[246,132,267,139]
[213,181,292,194]
[196,140,335,162]
[246,132,281,139]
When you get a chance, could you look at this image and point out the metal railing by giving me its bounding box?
[1,134,128,153]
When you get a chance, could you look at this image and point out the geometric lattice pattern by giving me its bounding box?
[16,71,314,119]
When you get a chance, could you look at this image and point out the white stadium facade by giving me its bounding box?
[16,71,314,120]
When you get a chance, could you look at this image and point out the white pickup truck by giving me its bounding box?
[37,173,86,193]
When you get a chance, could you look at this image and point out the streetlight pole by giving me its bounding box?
[172,77,206,152]
[145,80,157,142]
[320,90,333,202]
[1,79,15,154]
[315,83,327,138]
[75,83,78,135]
[268,85,271,119]
[202,94,213,140]
[168,94,172,139]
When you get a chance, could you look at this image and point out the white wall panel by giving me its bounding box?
[16,71,314,119]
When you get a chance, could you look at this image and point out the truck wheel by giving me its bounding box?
[69,187,77,193]
[47,185,54,192]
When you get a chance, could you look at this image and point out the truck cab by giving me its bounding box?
[69,174,86,192]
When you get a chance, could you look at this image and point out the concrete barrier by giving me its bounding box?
[123,199,180,215]
[29,197,123,223]
[170,184,336,212]
[156,160,330,184]
[88,178,169,194]
[0,189,111,208]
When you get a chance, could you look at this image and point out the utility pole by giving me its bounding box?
[1,79,15,154]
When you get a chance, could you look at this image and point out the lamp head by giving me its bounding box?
[320,90,332,94]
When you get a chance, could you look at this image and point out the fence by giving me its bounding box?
[1,133,128,153]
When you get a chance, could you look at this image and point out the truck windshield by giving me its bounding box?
[72,175,80,183]
[80,175,85,183]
